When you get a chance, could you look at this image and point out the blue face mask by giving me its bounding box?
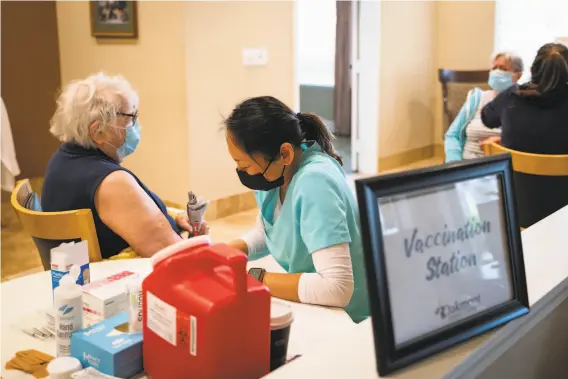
[488,70,513,92]
[107,122,141,161]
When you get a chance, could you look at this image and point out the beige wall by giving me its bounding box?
[56,1,294,204]
[434,1,496,143]
[184,1,294,200]
[374,1,495,160]
[378,1,438,159]
[436,1,496,70]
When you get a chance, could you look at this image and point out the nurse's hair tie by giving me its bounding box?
[296,112,305,127]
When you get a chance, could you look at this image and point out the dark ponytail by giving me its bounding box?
[297,112,343,166]
[518,43,568,98]
[224,96,343,166]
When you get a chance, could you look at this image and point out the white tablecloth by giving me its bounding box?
[1,255,354,378]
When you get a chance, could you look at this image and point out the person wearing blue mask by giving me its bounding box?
[225,96,369,323]
[42,73,207,259]
[444,52,524,162]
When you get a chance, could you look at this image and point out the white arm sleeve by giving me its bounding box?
[240,213,267,255]
[298,243,354,308]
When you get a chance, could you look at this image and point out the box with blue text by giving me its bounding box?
[71,312,143,379]
[51,241,90,294]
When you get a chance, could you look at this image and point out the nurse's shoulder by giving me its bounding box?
[292,153,347,196]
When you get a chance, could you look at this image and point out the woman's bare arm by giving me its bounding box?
[95,170,181,257]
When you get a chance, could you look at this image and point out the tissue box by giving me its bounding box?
[82,271,136,327]
[51,241,90,293]
[71,312,143,379]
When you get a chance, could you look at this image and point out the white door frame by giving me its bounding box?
[352,0,380,174]
[350,0,360,173]
[293,0,301,112]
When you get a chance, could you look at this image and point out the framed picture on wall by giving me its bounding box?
[356,154,529,376]
[90,1,138,38]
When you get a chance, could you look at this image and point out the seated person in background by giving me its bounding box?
[482,43,568,154]
[444,52,524,162]
[225,96,369,323]
[42,73,206,259]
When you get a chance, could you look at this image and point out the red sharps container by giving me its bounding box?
[143,236,271,379]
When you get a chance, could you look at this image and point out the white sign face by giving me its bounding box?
[379,175,513,346]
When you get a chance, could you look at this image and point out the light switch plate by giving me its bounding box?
[242,48,268,67]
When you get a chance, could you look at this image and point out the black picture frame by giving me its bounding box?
[90,1,138,39]
[356,154,529,376]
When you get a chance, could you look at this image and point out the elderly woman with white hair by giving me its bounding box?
[444,51,524,162]
[42,73,206,258]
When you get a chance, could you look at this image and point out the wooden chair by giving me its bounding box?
[483,142,568,228]
[438,69,490,135]
[11,179,103,270]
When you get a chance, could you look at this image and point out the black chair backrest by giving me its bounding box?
[483,143,568,228]
[512,173,568,228]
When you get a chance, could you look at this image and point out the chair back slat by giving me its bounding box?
[483,142,568,176]
[438,69,489,84]
[11,179,103,269]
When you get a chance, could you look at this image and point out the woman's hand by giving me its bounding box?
[228,239,249,254]
[175,212,210,236]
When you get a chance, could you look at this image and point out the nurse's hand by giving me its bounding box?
[229,239,249,254]
[176,213,210,236]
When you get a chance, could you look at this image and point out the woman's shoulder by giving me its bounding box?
[294,155,347,191]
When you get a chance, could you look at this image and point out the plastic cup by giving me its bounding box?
[270,299,294,371]
[47,356,82,379]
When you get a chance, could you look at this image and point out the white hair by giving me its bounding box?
[492,51,524,73]
[50,73,138,148]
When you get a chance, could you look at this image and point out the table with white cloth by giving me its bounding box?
[266,205,568,378]
[6,204,568,379]
[1,254,355,378]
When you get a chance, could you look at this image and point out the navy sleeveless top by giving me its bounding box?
[42,143,180,259]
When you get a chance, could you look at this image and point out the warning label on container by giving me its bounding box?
[147,292,177,346]
[176,311,189,347]
[175,310,197,356]
[190,315,197,356]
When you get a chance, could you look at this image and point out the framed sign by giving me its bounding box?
[356,155,529,376]
[90,1,138,39]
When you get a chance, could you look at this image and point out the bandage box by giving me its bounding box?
[82,271,136,327]
[71,312,143,379]
[51,241,90,295]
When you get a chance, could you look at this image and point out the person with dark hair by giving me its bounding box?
[481,43,568,154]
[225,96,369,323]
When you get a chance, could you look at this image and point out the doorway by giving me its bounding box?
[295,0,355,173]
[1,1,62,183]
[294,0,379,175]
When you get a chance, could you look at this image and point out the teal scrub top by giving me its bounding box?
[250,142,370,323]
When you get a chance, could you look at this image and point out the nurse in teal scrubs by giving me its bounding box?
[226,96,369,323]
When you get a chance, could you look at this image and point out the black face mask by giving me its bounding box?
[237,160,285,191]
